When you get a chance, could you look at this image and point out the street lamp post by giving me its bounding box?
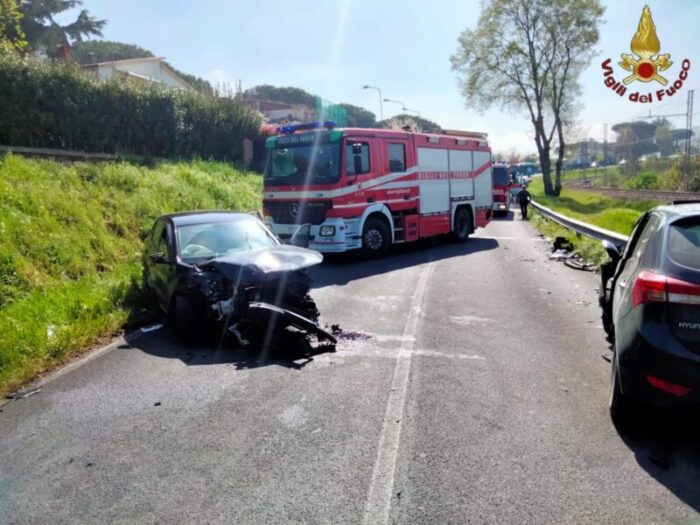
[383,99,420,118]
[383,98,406,115]
[363,85,383,121]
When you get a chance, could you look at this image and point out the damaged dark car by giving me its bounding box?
[142,211,336,348]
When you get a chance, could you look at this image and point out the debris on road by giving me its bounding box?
[7,387,42,400]
[564,258,597,272]
[332,329,372,342]
[547,236,597,272]
[140,324,163,333]
[553,236,575,252]
[549,249,574,261]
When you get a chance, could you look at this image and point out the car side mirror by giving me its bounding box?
[601,240,622,263]
[353,154,363,176]
[149,252,169,264]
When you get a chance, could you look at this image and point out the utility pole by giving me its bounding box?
[603,123,608,162]
[684,89,694,191]
[363,85,384,121]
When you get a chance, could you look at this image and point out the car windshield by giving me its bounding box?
[265,142,341,186]
[668,217,700,271]
[177,218,278,262]
[493,167,509,186]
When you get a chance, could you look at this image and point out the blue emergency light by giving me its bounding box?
[277,121,337,135]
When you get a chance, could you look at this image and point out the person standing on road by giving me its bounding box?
[517,187,532,220]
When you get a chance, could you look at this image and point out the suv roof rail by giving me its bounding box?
[669,199,700,205]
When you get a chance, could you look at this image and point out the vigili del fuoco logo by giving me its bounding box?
[601,5,690,104]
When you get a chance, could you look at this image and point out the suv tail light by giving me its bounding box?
[632,271,667,306]
[632,271,700,307]
[667,277,700,305]
[645,374,692,396]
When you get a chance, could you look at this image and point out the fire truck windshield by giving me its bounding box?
[265,143,341,186]
[493,166,509,186]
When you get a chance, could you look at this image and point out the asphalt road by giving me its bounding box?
[2,211,699,524]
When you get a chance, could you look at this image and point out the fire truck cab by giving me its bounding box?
[491,163,510,216]
[262,122,493,256]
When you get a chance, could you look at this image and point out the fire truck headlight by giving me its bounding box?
[319,225,336,237]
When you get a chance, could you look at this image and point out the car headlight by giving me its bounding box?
[319,225,336,237]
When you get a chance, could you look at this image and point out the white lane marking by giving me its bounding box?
[363,258,436,525]
[449,315,491,326]
[336,345,485,361]
[414,350,485,360]
[374,334,416,343]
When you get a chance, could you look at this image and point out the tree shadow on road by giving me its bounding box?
[615,413,700,511]
[124,326,336,371]
[310,236,499,289]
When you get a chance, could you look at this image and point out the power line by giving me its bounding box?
[635,99,688,119]
[684,90,695,191]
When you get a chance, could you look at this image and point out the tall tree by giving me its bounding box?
[244,85,317,108]
[451,0,604,196]
[19,0,105,55]
[71,40,151,64]
[653,119,675,157]
[376,114,441,133]
[0,0,26,54]
[339,103,376,127]
[612,121,657,161]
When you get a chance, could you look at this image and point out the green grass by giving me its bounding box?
[0,154,262,395]
[529,177,661,235]
[528,177,662,265]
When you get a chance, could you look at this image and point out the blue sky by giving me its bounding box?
[65,1,699,154]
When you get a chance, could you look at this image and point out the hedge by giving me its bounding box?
[0,54,261,161]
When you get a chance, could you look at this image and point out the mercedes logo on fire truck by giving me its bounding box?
[289,202,300,218]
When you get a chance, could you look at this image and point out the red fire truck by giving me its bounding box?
[262,122,493,256]
[491,162,510,216]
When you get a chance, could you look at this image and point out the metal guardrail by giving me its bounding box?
[1,145,118,161]
[531,200,630,247]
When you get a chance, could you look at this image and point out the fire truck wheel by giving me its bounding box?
[362,217,390,258]
[453,207,471,242]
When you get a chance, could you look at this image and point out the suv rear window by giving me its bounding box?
[668,218,700,270]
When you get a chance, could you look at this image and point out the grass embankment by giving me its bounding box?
[0,154,262,395]
[528,177,662,265]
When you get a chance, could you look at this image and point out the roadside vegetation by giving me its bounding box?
[0,154,262,395]
[528,177,661,235]
[562,156,699,192]
[0,53,261,161]
[527,177,662,265]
